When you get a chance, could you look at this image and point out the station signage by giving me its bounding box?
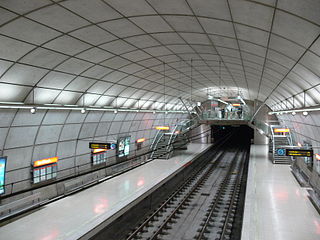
[286,149,313,157]
[89,142,116,150]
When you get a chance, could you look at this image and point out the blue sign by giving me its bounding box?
[110,143,117,150]
[0,157,7,195]
[276,148,286,156]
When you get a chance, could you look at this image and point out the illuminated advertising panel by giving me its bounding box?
[0,157,7,195]
[118,136,131,158]
[33,157,58,184]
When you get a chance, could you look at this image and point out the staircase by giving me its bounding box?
[150,133,172,159]
[173,134,188,150]
[150,119,198,160]
[273,136,292,164]
[271,125,293,164]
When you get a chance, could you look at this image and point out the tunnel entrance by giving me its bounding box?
[211,125,254,144]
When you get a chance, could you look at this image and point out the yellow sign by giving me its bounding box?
[286,149,313,157]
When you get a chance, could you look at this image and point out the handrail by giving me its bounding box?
[150,129,163,150]
[150,117,200,160]
[150,130,164,159]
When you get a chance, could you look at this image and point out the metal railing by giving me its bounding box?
[150,118,200,160]
[200,108,251,121]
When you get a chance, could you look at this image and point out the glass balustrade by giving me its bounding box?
[200,108,251,121]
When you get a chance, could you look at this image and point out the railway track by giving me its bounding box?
[126,145,248,240]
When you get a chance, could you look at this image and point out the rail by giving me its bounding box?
[126,133,248,240]
[196,149,246,239]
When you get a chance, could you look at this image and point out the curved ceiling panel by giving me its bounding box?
[0,0,319,111]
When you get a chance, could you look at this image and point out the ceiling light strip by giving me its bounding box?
[0,102,188,114]
[269,106,320,115]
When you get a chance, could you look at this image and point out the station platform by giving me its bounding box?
[0,143,212,240]
[242,145,320,240]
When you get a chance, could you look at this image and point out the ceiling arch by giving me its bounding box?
[0,0,320,111]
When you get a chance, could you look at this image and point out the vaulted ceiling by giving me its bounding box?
[0,0,320,111]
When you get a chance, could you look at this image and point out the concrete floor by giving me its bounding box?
[0,143,212,240]
[242,145,320,240]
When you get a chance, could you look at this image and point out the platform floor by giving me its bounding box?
[242,145,320,240]
[0,143,212,240]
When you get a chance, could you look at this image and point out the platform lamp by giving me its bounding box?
[291,95,296,116]
[190,58,193,104]
[114,96,118,114]
[302,91,308,116]
[80,94,86,114]
[30,88,37,114]
[163,61,166,125]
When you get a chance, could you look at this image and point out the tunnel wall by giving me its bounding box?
[188,124,211,144]
[0,109,188,203]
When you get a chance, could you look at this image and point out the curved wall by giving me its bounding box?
[0,109,187,200]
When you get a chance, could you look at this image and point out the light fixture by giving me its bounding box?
[0,102,189,114]
[302,111,308,116]
[92,149,107,154]
[215,98,228,105]
[291,111,296,116]
[155,126,170,130]
[136,138,146,143]
[237,95,246,105]
[114,109,118,114]
[30,107,36,114]
[80,108,86,114]
[33,157,58,167]
[274,128,290,133]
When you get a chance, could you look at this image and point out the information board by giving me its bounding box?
[286,149,313,157]
[0,156,7,195]
[89,142,116,150]
[118,136,131,158]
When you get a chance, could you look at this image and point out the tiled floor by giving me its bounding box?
[0,143,212,240]
[242,145,320,240]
